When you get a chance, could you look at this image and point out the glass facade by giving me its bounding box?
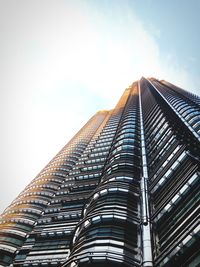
[0,78,199,267]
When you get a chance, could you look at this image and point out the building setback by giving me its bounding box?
[0,77,199,267]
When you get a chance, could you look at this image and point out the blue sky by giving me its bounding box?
[132,0,200,76]
[0,0,200,213]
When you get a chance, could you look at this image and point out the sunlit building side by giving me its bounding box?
[0,77,199,267]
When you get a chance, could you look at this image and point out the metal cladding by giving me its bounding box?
[0,78,199,267]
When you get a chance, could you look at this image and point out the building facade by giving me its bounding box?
[0,77,199,267]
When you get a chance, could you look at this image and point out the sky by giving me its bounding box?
[0,0,200,214]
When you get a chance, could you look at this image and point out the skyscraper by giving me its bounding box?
[0,77,199,267]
